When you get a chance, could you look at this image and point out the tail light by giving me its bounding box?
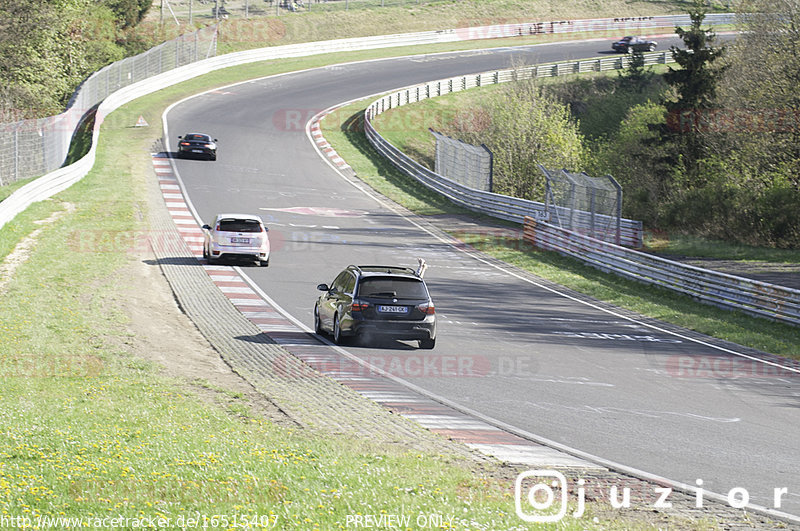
[351,300,370,312]
[417,302,435,315]
[179,142,191,146]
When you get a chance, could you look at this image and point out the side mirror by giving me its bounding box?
[316,283,330,292]
[178,135,183,139]
[201,224,211,230]
[263,226,269,232]
[213,138,218,142]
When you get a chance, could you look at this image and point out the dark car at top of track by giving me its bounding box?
[612,36,657,53]
[177,133,217,160]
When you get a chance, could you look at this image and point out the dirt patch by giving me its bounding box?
[110,249,301,430]
[0,202,75,295]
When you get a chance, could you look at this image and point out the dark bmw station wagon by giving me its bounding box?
[314,265,436,349]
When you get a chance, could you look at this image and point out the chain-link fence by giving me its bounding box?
[539,165,623,244]
[0,24,218,187]
[430,129,493,192]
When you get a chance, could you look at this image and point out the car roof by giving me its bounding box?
[214,213,264,222]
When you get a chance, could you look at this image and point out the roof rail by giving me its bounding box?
[350,265,418,275]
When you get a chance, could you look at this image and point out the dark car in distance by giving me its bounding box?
[612,36,657,53]
[315,264,436,349]
[177,133,217,160]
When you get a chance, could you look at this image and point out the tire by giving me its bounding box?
[419,338,436,350]
[210,153,217,161]
[627,47,634,54]
[333,314,344,345]
[259,257,269,267]
[314,306,323,335]
[649,44,656,52]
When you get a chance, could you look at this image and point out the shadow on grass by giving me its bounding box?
[64,105,98,166]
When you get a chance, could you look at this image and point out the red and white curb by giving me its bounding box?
[309,109,352,172]
[151,152,599,470]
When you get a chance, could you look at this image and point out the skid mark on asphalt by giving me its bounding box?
[152,152,603,469]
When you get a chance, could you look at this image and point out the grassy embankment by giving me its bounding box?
[0,39,701,528]
[318,83,800,359]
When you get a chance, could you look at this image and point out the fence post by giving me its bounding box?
[14,125,19,184]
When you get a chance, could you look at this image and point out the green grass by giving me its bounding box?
[322,97,800,359]
[644,231,800,263]
[371,85,502,170]
[0,46,669,530]
[0,175,38,202]
[1,59,530,529]
[0,11,784,528]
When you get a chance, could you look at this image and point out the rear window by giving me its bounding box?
[357,277,428,299]
[218,219,262,233]
[185,134,209,141]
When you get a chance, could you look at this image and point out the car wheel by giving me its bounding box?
[649,44,656,52]
[259,257,269,267]
[419,338,436,350]
[333,314,344,345]
[314,305,324,335]
[210,153,217,161]
[627,47,634,54]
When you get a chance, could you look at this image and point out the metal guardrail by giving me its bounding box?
[0,12,735,189]
[0,13,734,234]
[524,218,800,326]
[362,56,663,247]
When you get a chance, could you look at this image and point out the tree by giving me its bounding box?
[662,0,727,180]
[103,0,153,28]
[0,0,146,118]
[665,1,727,110]
[619,49,653,92]
[717,0,800,188]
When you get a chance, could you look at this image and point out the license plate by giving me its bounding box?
[230,237,250,244]
[191,149,203,153]
[378,305,408,314]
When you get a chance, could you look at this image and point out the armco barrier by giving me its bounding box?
[0,14,734,233]
[0,12,735,185]
[524,217,800,326]
[362,57,659,247]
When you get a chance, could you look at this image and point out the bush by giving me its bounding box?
[445,81,584,201]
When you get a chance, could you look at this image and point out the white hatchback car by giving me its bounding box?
[202,213,270,266]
